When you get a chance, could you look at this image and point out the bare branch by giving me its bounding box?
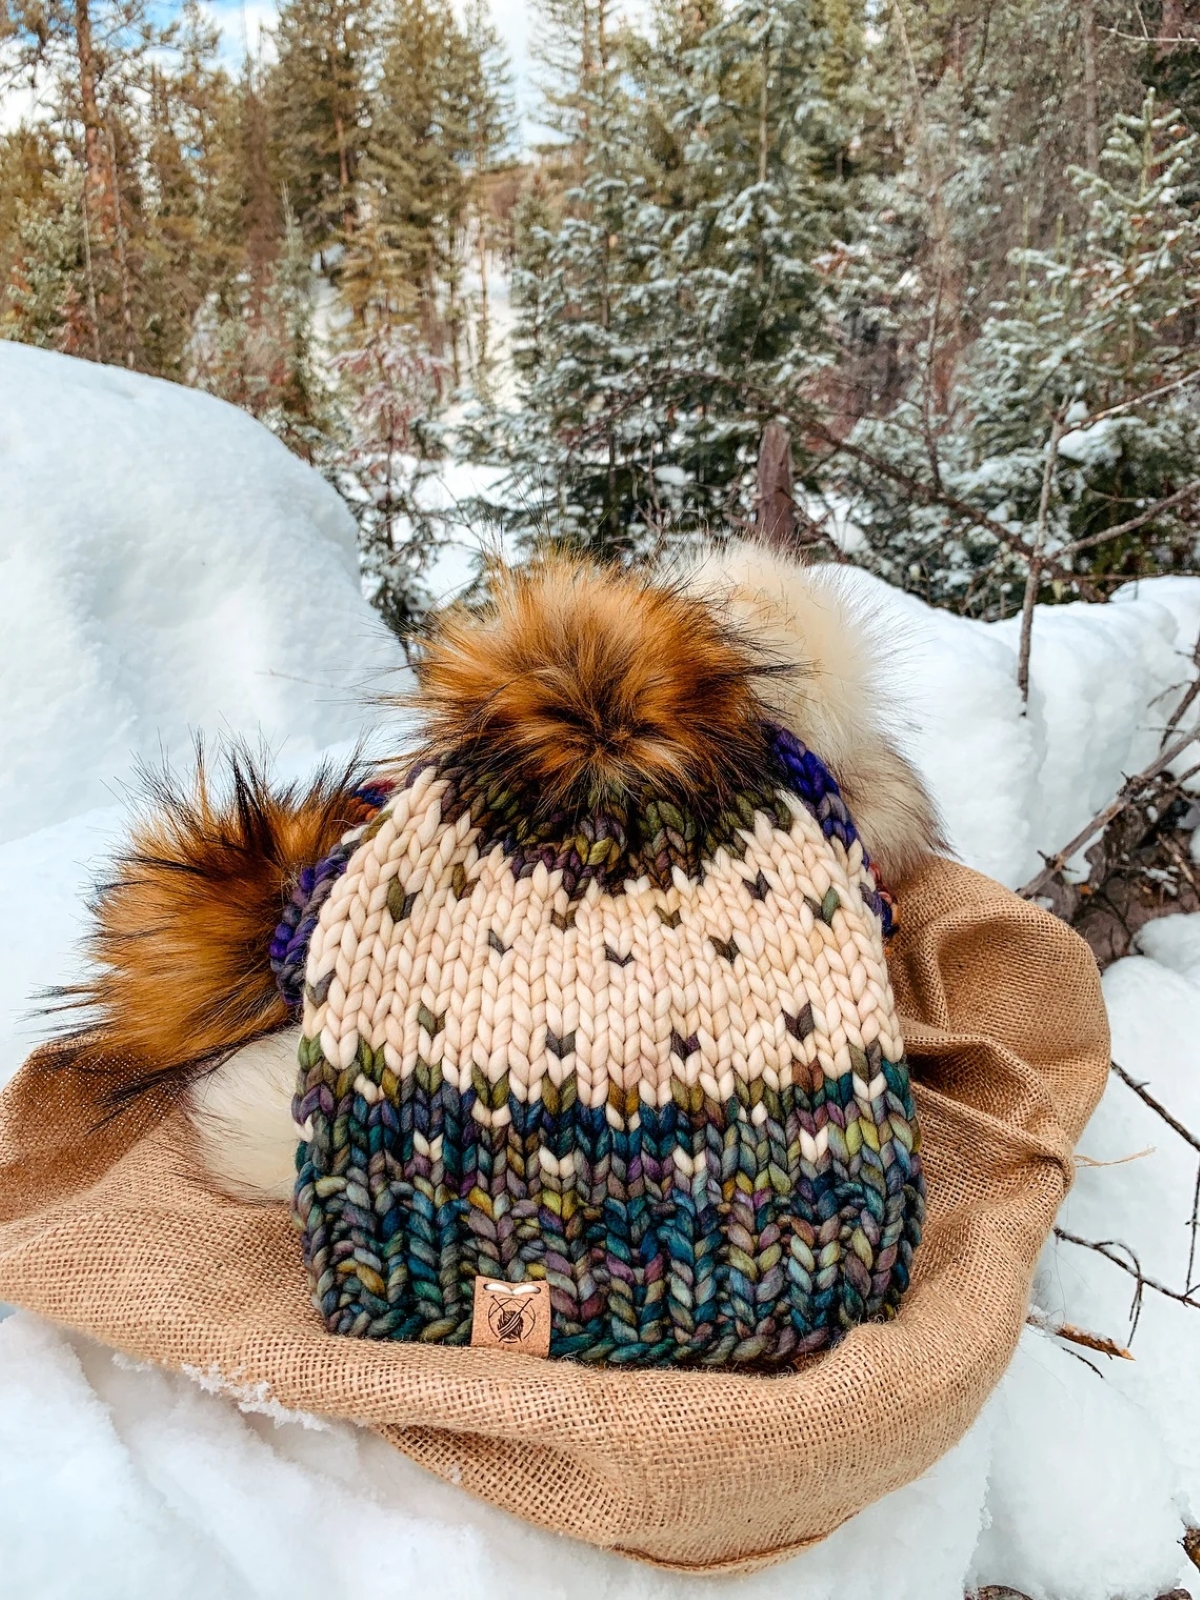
[1081,367,1200,426]
[1059,478,1200,558]
[1018,409,1068,702]
[1054,1227,1200,1329]
[1111,1059,1200,1157]
[1018,723,1200,898]
[1160,631,1200,750]
[1026,1308,1134,1360]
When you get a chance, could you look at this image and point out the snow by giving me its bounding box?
[843,567,1200,887]
[1058,416,1124,469]
[0,341,406,847]
[2,346,1200,1598]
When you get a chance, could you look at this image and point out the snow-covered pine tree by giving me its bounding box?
[628,0,834,530]
[837,90,1200,616]
[327,325,450,639]
[469,0,833,558]
[468,0,654,556]
[329,0,513,630]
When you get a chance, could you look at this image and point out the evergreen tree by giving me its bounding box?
[472,0,832,557]
[267,0,374,254]
[346,0,473,341]
[328,326,450,634]
[462,0,517,386]
[841,92,1200,614]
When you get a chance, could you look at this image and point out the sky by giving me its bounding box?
[0,0,540,136]
[202,0,539,124]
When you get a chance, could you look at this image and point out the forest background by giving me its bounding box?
[1,0,1198,649]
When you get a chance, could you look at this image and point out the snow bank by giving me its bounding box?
[3,348,1200,1597]
[0,343,406,845]
[847,567,1200,888]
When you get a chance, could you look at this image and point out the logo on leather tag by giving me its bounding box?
[470,1278,552,1357]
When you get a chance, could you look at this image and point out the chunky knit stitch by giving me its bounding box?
[286,732,924,1367]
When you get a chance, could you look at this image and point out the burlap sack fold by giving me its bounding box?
[0,856,1109,1574]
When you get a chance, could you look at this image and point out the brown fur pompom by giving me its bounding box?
[52,747,367,1105]
[411,556,776,812]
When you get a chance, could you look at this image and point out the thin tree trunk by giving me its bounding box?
[75,0,114,234]
[1081,0,1100,171]
[579,0,593,181]
[476,152,490,379]
[106,121,135,368]
[79,184,102,362]
[757,29,769,186]
[597,0,617,546]
[755,422,796,551]
[756,23,769,281]
[332,108,355,241]
[1018,410,1067,703]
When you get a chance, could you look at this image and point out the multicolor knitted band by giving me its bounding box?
[286,732,924,1367]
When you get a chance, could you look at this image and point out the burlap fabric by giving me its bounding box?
[0,857,1108,1573]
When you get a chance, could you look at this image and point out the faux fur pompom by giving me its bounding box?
[51,747,369,1105]
[409,555,777,812]
[673,539,943,885]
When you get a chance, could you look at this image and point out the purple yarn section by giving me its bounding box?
[269,783,395,1013]
[769,725,895,937]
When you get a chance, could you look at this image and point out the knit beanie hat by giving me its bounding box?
[285,556,925,1367]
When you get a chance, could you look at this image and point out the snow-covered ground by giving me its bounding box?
[1,345,1198,1600]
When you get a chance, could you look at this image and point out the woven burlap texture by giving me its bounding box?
[0,856,1109,1574]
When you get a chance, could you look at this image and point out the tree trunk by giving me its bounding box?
[333,108,355,239]
[757,30,769,186]
[1156,0,1194,56]
[1081,0,1100,172]
[476,141,490,380]
[75,0,114,235]
[106,121,136,368]
[755,422,797,551]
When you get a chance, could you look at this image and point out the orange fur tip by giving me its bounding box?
[50,744,368,1099]
[408,555,775,810]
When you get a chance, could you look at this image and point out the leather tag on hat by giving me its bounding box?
[470,1277,552,1357]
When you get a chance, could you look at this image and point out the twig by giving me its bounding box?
[1160,629,1200,750]
[1018,408,1067,702]
[1054,1227,1200,1337]
[1110,1059,1200,1156]
[1187,1161,1200,1296]
[1059,478,1200,558]
[1082,367,1200,427]
[1018,724,1200,898]
[1026,1308,1134,1360]
[1161,831,1200,896]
